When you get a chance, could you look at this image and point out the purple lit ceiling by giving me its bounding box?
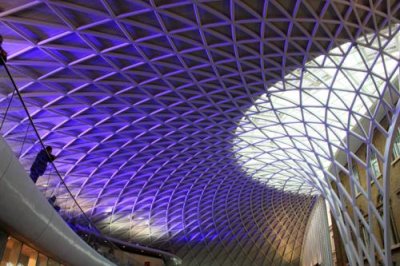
[0,1,398,265]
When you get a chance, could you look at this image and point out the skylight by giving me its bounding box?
[234,28,400,194]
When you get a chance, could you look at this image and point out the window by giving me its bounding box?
[0,236,62,266]
[370,151,380,177]
[392,129,400,159]
[18,244,38,266]
[352,165,361,195]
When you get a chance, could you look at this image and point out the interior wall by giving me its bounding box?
[300,198,333,266]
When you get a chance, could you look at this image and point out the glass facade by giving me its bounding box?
[0,237,62,266]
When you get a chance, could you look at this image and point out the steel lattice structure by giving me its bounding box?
[0,1,399,265]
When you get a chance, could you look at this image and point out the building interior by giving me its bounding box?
[0,0,399,265]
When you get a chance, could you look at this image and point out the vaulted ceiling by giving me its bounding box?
[0,1,398,265]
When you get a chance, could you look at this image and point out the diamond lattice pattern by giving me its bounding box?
[0,1,399,265]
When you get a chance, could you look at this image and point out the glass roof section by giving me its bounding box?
[235,28,400,194]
